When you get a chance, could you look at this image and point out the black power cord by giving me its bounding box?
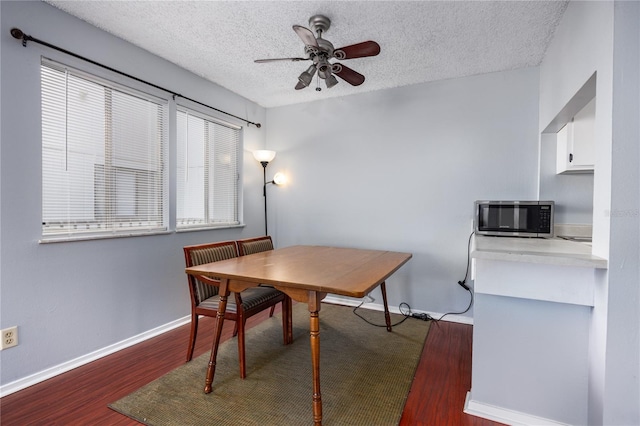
[352,301,413,327]
[432,230,475,323]
[431,285,473,323]
[353,231,476,326]
[457,231,474,291]
[353,291,473,326]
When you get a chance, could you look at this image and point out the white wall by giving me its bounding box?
[539,1,640,425]
[0,1,267,390]
[605,1,640,424]
[265,68,540,317]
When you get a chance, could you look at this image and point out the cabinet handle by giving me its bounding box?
[569,153,573,163]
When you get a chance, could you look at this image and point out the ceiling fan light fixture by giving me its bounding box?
[256,14,381,93]
[325,74,339,88]
[298,64,317,87]
[317,60,330,79]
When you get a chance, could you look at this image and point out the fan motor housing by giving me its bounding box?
[308,15,331,35]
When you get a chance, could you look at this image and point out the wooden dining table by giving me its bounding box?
[185,245,412,426]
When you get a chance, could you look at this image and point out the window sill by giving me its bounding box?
[39,223,247,243]
[39,230,173,244]
[176,223,246,233]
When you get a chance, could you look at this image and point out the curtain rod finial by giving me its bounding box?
[10,28,28,46]
[10,28,24,39]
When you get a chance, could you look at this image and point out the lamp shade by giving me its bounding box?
[253,150,276,163]
[298,65,317,88]
[272,172,287,185]
[325,74,339,89]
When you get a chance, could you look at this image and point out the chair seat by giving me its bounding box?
[199,286,283,313]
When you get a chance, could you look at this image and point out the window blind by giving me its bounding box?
[176,108,240,229]
[41,59,168,239]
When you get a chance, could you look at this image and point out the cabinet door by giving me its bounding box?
[556,97,595,174]
[570,98,595,167]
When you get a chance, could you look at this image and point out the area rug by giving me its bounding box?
[109,303,430,425]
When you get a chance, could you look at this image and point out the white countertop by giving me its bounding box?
[472,235,608,269]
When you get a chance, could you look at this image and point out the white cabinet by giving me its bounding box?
[556,97,595,174]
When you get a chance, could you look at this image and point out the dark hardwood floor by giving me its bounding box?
[1,306,502,425]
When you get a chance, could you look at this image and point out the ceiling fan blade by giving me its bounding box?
[254,57,310,63]
[333,64,365,86]
[334,41,381,60]
[293,25,318,47]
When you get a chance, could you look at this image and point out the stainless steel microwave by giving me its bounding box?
[474,200,554,238]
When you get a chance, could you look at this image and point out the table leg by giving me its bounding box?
[287,296,294,344]
[282,295,293,345]
[380,281,392,332]
[309,292,323,426]
[204,278,230,394]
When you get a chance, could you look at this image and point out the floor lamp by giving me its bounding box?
[253,150,277,236]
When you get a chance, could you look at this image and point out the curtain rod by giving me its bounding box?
[10,28,262,128]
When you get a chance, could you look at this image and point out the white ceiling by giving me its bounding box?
[45,1,568,108]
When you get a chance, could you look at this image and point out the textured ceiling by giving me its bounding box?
[45,1,568,108]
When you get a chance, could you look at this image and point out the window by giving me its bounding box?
[41,59,168,239]
[176,107,240,229]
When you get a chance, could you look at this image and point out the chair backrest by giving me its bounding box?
[183,241,238,306]
[236,236,274,256]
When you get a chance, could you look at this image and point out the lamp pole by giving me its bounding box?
[253,150,276,236]
[261,161,269,236]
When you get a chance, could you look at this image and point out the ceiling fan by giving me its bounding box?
[255,14,381,91]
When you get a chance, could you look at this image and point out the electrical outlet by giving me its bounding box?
[1,326,18,350]
[364,295,375,303]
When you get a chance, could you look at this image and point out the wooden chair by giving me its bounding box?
[236,235,293,344]
[236,235,275,256]
[183,240,287,378]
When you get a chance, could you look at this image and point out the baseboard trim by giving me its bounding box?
[323,295,474,325]
[463,392,570,426]
[0,315,190,398]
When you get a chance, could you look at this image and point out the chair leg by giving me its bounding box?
[233,321,238,337]
[237,316,247,379]
[186,313,199,362]
[269,305,275,317]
